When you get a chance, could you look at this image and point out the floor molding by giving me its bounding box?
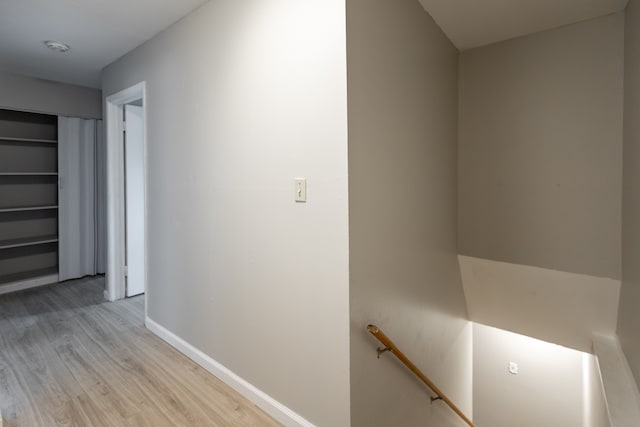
[145,316,315,427]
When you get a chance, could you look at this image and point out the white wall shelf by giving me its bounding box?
[0,235,58,250]
[0,266,58,295]
[0,109,59,289]
[0,172,58,176]
[0,205,58,213]
[0,136,57,144]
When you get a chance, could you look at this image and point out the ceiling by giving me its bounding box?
[0,0,630,88]
[0,0,209,88]
[418,0,629,50]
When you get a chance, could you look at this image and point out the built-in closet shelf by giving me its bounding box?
[0,173,58,176]
[0,267,58,286]
[0,109,59,290]
[0,235,58,250]
[0,205,58,213]
[0,136,57,144]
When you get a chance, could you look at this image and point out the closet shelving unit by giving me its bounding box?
[0,109,59,291]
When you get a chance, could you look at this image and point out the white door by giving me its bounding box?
[124,104,145,297]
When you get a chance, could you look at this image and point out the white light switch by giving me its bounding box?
[294,178,307,203]
[509,362,519,375]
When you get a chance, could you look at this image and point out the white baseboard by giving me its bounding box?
[0,273,58,295]
[145,317,315,427]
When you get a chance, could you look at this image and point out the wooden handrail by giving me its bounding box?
[367,325,475,427]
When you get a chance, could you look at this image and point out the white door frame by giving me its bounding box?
[105,82,147,306]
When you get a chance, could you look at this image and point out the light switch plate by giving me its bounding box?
[294,178,307,203]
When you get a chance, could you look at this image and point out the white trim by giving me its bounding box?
[145,316,315,427]
[0,273,58,295]
[104,82,148,312]
[593,333,640,427]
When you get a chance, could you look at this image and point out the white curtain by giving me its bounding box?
[58,117,106,281]
[95,120,106,274]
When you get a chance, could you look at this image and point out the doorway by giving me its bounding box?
[105,82,147,309]
[123,101,144,297]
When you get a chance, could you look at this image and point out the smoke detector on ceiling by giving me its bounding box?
[44,40,70,53]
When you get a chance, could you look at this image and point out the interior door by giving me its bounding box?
[124,104,145,297]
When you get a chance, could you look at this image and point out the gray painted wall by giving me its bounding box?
[459,256,620,353]
[102,1,350,425]
[347,0,472,426]
[473,324,608,427]
[458,13,624,279]
[587,353,611,427]
[0,70,102,118]
[619,0,640,386]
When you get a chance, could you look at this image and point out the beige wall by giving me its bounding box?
[473,324,608,427]
[102,1,350,425]
[586,353,611,427]
[459,256,620,353]
[0,70,102,118]
[458,13,624,279]
[347,0,472,426]
[619,0,640,386]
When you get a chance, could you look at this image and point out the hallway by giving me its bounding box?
[0,277,280,426]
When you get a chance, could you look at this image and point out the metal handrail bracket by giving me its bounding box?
[367,324,476,427]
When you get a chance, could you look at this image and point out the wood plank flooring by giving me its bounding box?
[0,276,282,427]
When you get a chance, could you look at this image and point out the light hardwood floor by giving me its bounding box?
[0,276,282,427]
